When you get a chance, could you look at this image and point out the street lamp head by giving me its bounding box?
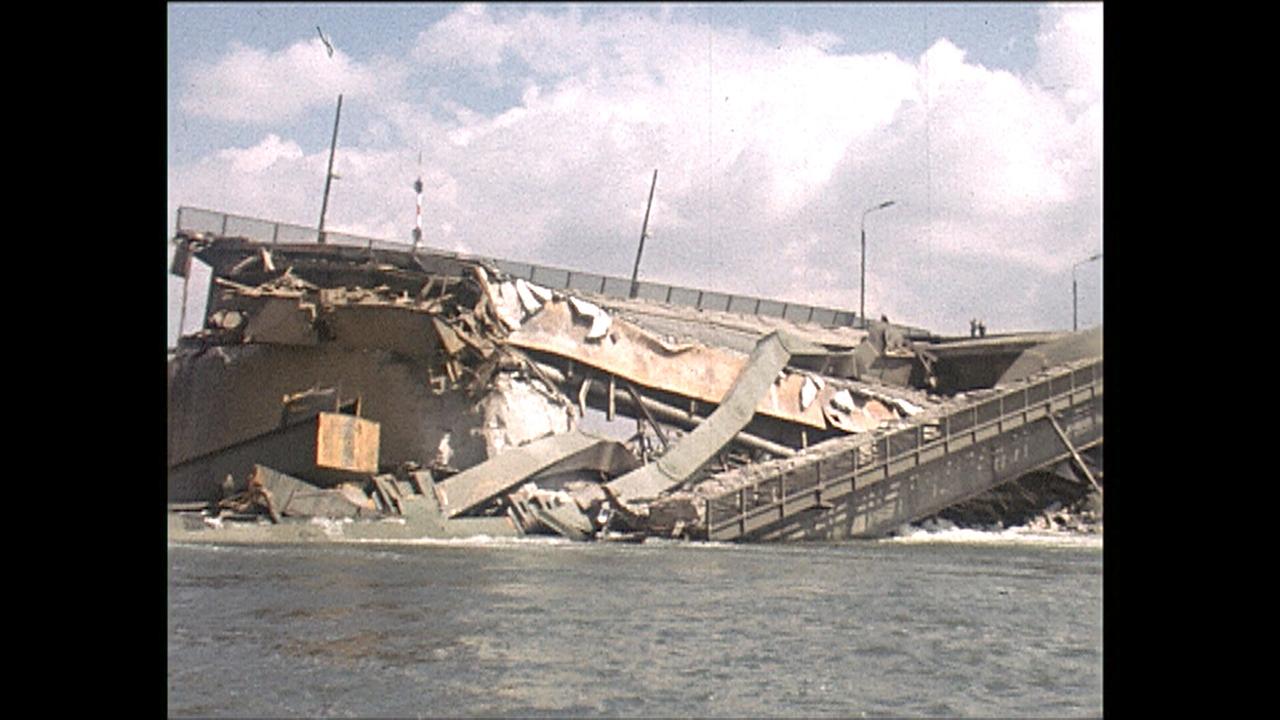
[864,200,897,214]
[861,199,897,223]
[858,199,897,329]
[1073,252,1103,273]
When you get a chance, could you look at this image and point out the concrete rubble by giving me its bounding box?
[168,229,1102,544]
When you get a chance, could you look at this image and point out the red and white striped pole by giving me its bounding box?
[412,152,423,250]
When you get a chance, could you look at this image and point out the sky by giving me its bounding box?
[167,2,1103,346]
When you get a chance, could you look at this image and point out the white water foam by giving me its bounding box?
[358,534,577,548]
[346,534,750,551]
[883,517,1102,548]
[308,516,354,538]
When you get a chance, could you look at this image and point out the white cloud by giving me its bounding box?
[413,3,514,68]
[216,133,304,174]
[180,39,390,124]
[171,5,1103,335]
[914,39,1076,218]
[171,134,322,228]
[1033,4,1103,111]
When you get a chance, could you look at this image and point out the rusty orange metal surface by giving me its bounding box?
[315,412,380,475]
[506,300,829,429]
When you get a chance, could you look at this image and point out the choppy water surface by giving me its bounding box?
[168,529,1102,718]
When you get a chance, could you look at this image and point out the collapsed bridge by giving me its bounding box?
[167,207,1102,544]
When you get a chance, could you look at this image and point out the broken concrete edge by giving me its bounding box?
[168,411,383,503]
[509,298,836,430]
[188,463,415,521]
[520,500,595,541]
[511,297,939,439]
[185,235,936,441]
[175,225,943,342]
[172,423,632,542]
[169,460,528,543]
[176,466,631,546]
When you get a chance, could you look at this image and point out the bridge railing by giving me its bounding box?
[175,206,919,331]
[704,358,1103,540]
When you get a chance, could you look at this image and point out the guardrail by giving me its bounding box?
[704,359,1103,540]
[176,206,933,333]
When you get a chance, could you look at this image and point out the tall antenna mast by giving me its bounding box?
[629,169,658,299]
[316,93,343,244]
[315,29,341,245]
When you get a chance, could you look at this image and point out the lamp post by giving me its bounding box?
[1072,252,1102,331]
[860,200,896,328]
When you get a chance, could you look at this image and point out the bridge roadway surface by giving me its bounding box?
[700,357,1102,541]
[174,206,933,339]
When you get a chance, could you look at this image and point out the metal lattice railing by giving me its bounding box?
[704,359,1103,540]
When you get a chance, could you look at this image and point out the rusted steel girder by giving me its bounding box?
[506,298,828,428]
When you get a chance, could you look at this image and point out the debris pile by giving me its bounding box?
[168,229,1101,544]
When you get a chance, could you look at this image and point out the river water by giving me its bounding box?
[167,527,1102,718]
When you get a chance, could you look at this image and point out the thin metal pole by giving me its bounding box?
[1071,252,1102,332]
[860,225,866,328]
[1072,274,1079,331]
[858,200,895,328]
[178,252,191,337]
[629,169,658,298]
[317,94,343,244]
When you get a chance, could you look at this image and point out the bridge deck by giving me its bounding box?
[175,206,930,337]
[703,359,1102,541]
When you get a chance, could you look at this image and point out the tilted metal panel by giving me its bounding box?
[809,308,837,326]
[224,215,278,243]
[493,260,533,278]
[782,304,812,323]
[276,223,319,243]
[975,398,1002,426]
[324,231,366,248]
[727,295,760,315]
[659,286,695,307]
[600,276,632,298]
[756,299,786,319]
[529,265,570,288]
[177,207,227,234]
[1051,373,1074,397]
[699,291,732,312]
[568,271,605,293]
[1026,381,1051,405]
[633,282,670,302]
